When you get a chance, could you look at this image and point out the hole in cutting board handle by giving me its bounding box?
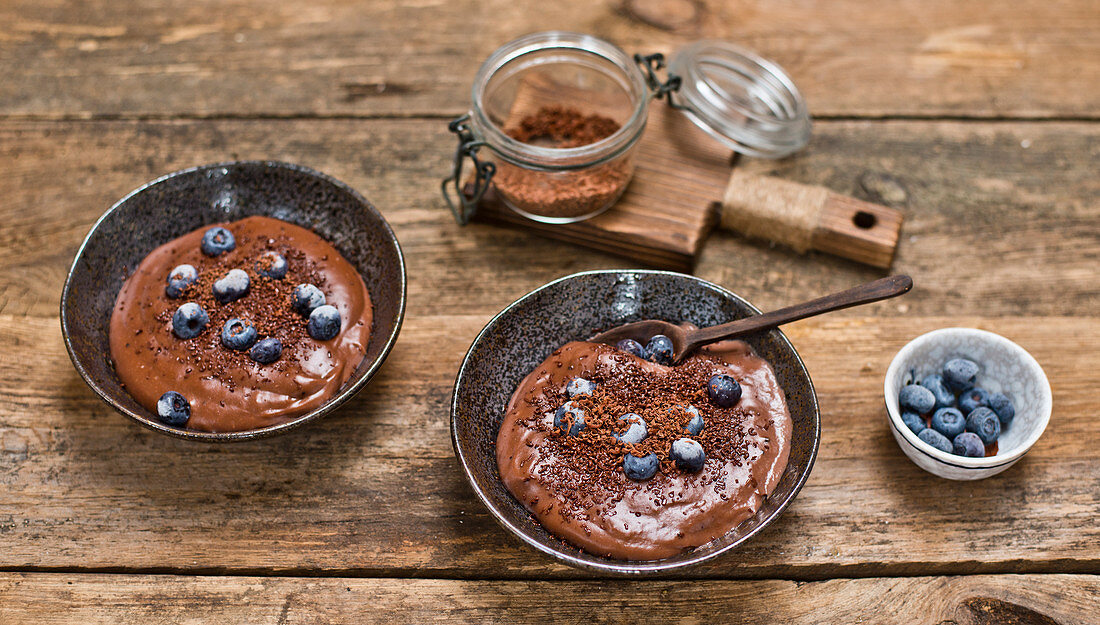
[853,211,877,229]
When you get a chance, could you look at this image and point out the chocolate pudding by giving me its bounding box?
[109,216,372,432]
[496,340,792,560]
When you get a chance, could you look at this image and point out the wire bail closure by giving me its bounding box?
[442,114,496,226]
[634,53,685,109]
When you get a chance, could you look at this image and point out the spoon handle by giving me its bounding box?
[685,275,913,348]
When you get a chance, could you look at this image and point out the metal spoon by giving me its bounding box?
[590,274,913,364]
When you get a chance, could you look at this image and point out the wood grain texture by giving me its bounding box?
[0,76,1097,584]
[1,0,1098,618]
[0,0,1097,119]
[811,193,905,268]
[1,573,1097,624]
[0,310,1097,577]
[0,118,1096,322]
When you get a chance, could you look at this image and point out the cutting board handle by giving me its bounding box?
[721,170,904,268]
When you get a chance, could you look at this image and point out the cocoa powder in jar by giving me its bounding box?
[493,105,632,220]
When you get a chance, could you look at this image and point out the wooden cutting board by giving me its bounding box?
[469,81,902,271]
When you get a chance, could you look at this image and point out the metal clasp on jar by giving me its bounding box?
[634,52,686,110]
[441,114,496,226]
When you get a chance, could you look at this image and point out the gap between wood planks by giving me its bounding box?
[0,112,1099,123]
[1,559,1098,582]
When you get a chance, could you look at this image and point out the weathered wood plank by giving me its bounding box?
[0,119,1097,578]
[0,119,1096,321]
[0,312,1096,578]
[0,0,1097,119]
[1,573,1097,624]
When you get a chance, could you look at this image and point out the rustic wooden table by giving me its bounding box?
[1,1,1098,622]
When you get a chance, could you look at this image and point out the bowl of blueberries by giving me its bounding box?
[885,327,1052,480]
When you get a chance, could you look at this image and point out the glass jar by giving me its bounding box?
[443,32,811,225]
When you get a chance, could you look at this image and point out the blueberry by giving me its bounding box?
[171,302,209,339]
[682,405,705,435]
[707,374,742,408]
[952,432,985,458]
[212,269,250,304]
[615,338,646,358]
[901,411,926,435]
[958,387,990,414]
[156,391,191,427]
[966,406,1002,444]
[623,453,660,481]
[307,304,341,341]
[920,374,956,410]
[249,337,283,365]
[614,413,647,444]
[165,264,198,299]
[292,283,326,317]
[566,377,596,398]
[931,407,966,438]
[200,226,236,256]
[553,401,586,437]
[644,335,674,365]
[943,358,979,392]
[898,384,936,414]
[254,251,288,279]
[917,428,952,453]
[988,392,1015,427]
[220,318,257,351]
[669,438,706,472]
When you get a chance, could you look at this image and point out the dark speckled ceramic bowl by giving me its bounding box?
[61,161,406,441]
[451,270,819,574]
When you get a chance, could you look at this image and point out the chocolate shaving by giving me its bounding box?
[492,105,631,220]
[521,350,765,512]
[156,231,328,384]
[506,105,620,149]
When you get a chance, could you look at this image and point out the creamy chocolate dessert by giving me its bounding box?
[109,216,373,432]
[496,339,792,560]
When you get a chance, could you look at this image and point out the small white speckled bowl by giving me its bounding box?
[884,328,1051,480]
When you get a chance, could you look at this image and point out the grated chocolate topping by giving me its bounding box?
[496,339,793,560]
[148,232,328,384]
[517,349,764,518]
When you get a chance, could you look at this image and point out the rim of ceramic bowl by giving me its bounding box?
[60,160,407,442]
[450,269,820,574]
[884,327,1051,468]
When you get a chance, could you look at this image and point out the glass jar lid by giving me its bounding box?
[665,41,811,159]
